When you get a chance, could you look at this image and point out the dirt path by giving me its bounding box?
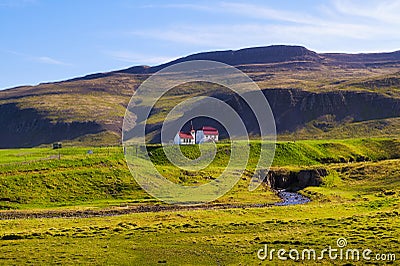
[0,203,273,220]
[0,190,312,220]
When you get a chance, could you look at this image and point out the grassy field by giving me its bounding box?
[0,200,399,265]
[0,138,399,264]
[1,138,399,209]
[0,180,398,265]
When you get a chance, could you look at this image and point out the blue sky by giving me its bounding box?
[1,0,400,89]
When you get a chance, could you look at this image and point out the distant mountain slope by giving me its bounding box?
[75,45,400,80]
[324,50,400,67]
[118,45,322,74]
[1,45,400,147]
[146,88,400,143]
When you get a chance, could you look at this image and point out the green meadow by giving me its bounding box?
[0,138,399,264]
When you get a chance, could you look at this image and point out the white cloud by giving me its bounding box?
[35,56,69,65]
[6,50,70,66]
[129,21,387,52]
[130,27,229,48]
[139,2,322,25]
[127,1,400,53]
[218,2,324,25]
[332,0,400,24]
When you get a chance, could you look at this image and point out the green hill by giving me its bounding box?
[1,138,398,209]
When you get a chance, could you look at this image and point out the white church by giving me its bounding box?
[174,125,219,145]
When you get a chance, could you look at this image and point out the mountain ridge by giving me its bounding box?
[64,45,400,82]
[1,44,400,147]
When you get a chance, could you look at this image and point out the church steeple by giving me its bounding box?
[190,121,195,143]
[190,121,194,132]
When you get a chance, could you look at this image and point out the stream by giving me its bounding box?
[0,190,312,220]
[275,190,311,206]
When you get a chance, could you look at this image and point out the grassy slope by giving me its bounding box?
[0,139,399,264]
[0,74,140,123]
[281,117,400,141]
[0,138,398,209]
[0,147,150,209]
[0,176,398,265]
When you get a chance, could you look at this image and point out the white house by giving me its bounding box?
[195,126,219,144]
[174,125,219,145]
[173,128,195,145]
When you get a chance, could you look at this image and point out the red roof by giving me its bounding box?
[203,131,218,135]
[202,126,217,131]
[179,132,193,139]
[202,126,218,135]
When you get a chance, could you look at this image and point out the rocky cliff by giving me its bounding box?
[265,168,327,191]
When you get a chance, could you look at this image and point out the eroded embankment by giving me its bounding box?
[264,168,328,205]
[265,168,327,191]
[0,169,328,220]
